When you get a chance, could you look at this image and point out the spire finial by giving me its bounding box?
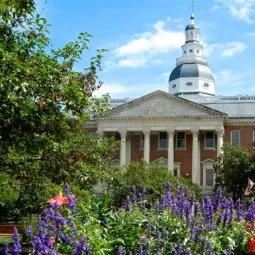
[192,0,195,14]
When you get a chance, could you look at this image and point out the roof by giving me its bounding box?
[169,63,215,82]
[202,102,255,118]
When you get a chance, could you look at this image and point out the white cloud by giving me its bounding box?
[117,57,147,68]
[205,41,246,57]
[245,32,255,36]
[114,20,184,57]
[221,42,247,57]
[110,19,184,69]
[215,0,255,23]
[93,83,128,97]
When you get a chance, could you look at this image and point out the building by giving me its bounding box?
[86,12,255,193]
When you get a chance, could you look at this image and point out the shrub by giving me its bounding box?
[108,162,201,207]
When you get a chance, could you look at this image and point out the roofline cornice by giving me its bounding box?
[107,90,226,118]
[98,115,226,121]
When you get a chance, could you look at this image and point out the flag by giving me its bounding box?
[244,178,255,196]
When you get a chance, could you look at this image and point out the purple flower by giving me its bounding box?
[73,237,92,255]
[235,199,243,221]
[124,195,131,211]
[117,247,126,255]
[12,227,22,255]
[4,242,9,255]
[131,185,137,202]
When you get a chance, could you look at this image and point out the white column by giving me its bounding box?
[192,129,200,185]
[143,129,151,163]
[97,129,104,136]
[217,129,224,157]
[120,129,127,167]
[167,129,175,172]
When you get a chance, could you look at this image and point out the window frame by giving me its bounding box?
[231,130,240,146]
[176,132,186,150]
[204,131,215,150]
[204,168,214,187]
[140,133,144,150]
[158,132,168,149]
[253,130,255,148]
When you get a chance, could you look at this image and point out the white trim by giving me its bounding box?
[173,163,181,177]
[201,159,215,187]
[151,157,168,166]
[231,130,240,146]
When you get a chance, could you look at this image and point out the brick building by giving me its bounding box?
[86,13,255,193]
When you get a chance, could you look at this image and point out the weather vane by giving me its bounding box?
[192,0,196,13]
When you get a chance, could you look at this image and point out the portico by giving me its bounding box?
[97,90,226,185]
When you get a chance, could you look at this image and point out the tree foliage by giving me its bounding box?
[109,162,201,207]
[214,143,255,200]
[0,0,116,216]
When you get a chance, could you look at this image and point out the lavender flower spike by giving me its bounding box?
[12,227,22,255]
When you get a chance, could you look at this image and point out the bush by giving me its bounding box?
[108,162,201,207]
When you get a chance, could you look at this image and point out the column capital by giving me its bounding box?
[167,128,175,137]
[191,129,199,137]
[143,128,151,138]
[216,128,224,137]
[119,128,127,138]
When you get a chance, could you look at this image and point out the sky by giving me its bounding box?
[36,0,255,99]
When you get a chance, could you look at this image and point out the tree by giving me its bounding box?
[214,143,255,200]
[0,0,116,216]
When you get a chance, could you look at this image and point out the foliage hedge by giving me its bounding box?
[108,162,201,208]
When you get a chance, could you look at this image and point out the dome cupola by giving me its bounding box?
[168,11,215,98]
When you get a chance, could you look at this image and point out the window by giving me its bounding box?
[159,132,167,149]
[196,50,199,53]
[189,49,193,53]
[173,168,178,177]
[205,169,214,186]
[140,134,144,149]
[204,82,209,88]
[231,130,240,146]
[172,84,176,88]
[176,132,186,149]
[184,50,186,54]
[186,82,193,86]
[253,130,255,148]
[205,132,214,148]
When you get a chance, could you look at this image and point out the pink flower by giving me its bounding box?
[48,194,68,206]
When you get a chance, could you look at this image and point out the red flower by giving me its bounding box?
[48,194,68,206]
[50,238,56,246]
[249,237,255,254]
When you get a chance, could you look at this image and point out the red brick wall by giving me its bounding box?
[131,135,143,161]
[224,125,255,154]
[174,134,192,179]
[200,133,217,161]
[150,135,168,161]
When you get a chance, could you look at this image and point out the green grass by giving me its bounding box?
[0,236,12,244]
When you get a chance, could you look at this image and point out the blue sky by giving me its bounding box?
[37,0,255,99]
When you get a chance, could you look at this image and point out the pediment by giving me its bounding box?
[151,157,168,166]
[104,91,225,119]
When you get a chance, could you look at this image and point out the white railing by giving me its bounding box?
[176,56,208,65]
